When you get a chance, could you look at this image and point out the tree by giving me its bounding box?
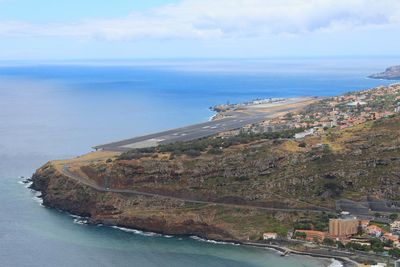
[370,238,384,253]
[323,238,335,246]
[298,142,307,148]
[294,231,307,239]
[389,213,398,221]
[336,241,345,249]
[389,248,400,258]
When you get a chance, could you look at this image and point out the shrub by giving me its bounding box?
[207,148,223,155]
[390,213,398,221]
[298,142,307,148]
[184,149,201,157]
[294,231,307,239]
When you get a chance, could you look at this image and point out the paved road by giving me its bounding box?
[94,98,314,151]
[61,165,331,213]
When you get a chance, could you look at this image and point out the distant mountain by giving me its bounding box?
[369,65,400,80]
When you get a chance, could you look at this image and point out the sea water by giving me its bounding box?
[0,58,397,267]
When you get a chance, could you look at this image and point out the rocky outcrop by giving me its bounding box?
[31,163,237,241]
[369,65,400,80]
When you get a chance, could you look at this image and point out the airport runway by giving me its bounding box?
[94,98,314,152]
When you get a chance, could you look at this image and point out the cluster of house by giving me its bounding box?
[263,216,400,248]
[252,84,400,137]
[284,217,400,250]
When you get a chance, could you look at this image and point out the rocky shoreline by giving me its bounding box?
[29,163,238,241]
[29,163,358,267]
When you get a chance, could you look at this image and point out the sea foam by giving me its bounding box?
[111,226,162,237]
[328,259,343,267]
[189,236,239,246]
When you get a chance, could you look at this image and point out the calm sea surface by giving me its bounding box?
[0,58,398,267]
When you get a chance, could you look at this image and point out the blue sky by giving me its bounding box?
[0,0,177,22]
[0,0,399,60]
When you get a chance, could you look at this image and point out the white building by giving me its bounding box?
[391,220,400,232]
[263,232,278,240]
[295,128,315,139]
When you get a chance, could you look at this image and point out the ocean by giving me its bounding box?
[0,58,397,267]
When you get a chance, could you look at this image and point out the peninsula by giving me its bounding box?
[369,65,400,80]
[31,84,400,266]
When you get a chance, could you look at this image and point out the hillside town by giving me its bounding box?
[250,84,400,137]
[262,213,400,265]
[293,215,400,255]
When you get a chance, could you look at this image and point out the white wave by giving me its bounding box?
[19,180,33,188]
[111,226,162,237]
[189,236,239,246]
[208,113,218,121]
[65,213,89,225]
[73,218,88,225]
[32,193,44,206]
[328,259,343,267]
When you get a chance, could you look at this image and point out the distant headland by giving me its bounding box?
[369,65,400,80]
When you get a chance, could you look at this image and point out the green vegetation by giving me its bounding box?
[322,237,335,246]
[345,242,370,252]
[345,238,390,254]
[370,221,390,233]
[118,128,305,160]
[294,231,306,239]
[293,212,336,231]
[389,248,400,258]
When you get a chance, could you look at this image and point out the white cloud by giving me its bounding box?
[0,0,399,40]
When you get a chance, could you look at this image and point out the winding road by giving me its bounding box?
[61,164,332,213]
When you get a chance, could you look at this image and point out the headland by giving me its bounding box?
[30,84,400,266]
[369,65,400,80]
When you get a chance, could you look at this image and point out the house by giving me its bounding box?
[383,233,399,247]
[391,220,400,232]
[366,225,383,237]
[295,230,326,242]
[295,128,315,139]
[263,232,278,240]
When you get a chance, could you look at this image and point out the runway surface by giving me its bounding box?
[94,97,314,152]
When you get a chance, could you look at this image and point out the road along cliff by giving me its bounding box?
[31,112,400,241]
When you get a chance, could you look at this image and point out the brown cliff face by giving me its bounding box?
[31,164,248,241]
[31,115,400,241]
[31,163,98,217]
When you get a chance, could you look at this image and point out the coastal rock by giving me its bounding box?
[31,164,237,241]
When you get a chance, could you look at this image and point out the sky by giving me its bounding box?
[0,0,399,60]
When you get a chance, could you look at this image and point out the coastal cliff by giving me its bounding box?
[31,112,400,241]
[31,163,238,240]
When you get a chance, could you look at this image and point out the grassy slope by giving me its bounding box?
[89,115,400,208]
[49,115,400,240]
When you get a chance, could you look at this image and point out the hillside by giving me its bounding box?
[31,111,400,241]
